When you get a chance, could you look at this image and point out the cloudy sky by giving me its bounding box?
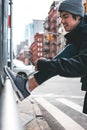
[12,0,54,44]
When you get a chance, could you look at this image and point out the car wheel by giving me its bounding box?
[18,72,27,78]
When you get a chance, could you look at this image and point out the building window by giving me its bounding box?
[38,38,42,41]
[38,52,43,56]
[38,42,42,46]
[38,48,42,51]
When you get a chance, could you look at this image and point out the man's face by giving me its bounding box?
[60,11,80,32]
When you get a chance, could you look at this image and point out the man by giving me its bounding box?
[4,0,87,114]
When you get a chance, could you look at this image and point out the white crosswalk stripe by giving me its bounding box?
[35,97,85,130]
[57,98,83,113]
[57,98,87,117]
[32,94,84,99]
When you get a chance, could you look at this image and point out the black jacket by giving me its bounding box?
[34,14,87,113]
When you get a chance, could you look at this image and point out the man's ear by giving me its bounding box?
[76,16,81,21]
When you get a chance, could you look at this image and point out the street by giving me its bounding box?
[31,76,87,130]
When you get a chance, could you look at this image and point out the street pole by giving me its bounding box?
[9,0,13,70]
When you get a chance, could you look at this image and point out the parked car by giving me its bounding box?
[8,59,35,78]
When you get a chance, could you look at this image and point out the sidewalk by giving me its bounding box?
[17,96,51,130]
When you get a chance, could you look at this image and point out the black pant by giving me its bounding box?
[83,92,87,114]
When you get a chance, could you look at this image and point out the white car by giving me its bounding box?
[8,59,35,78]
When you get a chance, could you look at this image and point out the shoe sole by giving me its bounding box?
[4,66,24,101]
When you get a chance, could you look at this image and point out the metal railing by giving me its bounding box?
[1,78,24,130]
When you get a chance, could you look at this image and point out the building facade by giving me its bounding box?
[30,33,44,64]
[43,1,66,59]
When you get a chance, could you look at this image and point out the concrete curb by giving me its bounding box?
[17,96,51,130]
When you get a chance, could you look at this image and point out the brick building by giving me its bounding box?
[30,33,44,64]
[43,1,66,59]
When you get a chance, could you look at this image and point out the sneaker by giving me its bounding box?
[4,66,30,101]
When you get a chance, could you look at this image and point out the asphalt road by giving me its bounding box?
[31,76,87,130]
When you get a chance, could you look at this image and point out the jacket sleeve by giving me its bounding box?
[37,49,87,78]
[34,44,79,84]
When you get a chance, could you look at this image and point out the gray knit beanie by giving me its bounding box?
[58,0,84,17]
